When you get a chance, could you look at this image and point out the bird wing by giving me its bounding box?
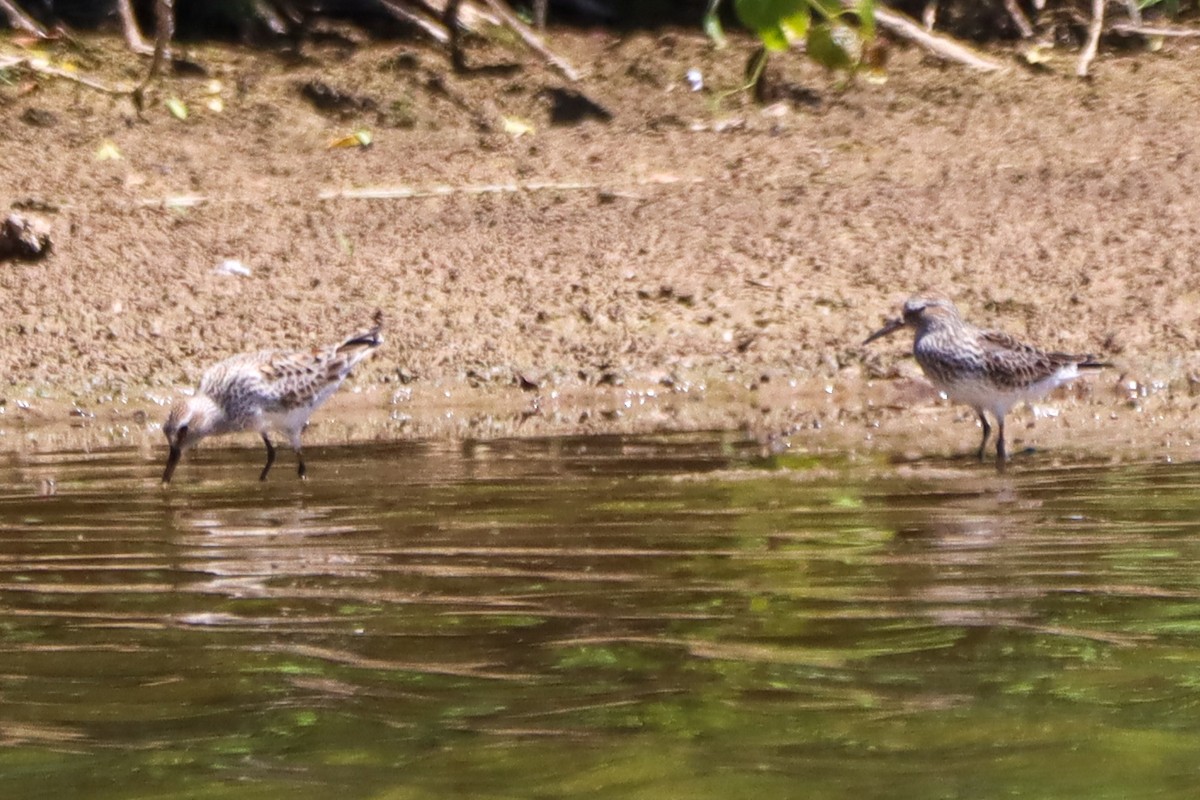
[253,348,354,410]
[256,321,383,410]
[977,330,1087,389]
[198,318,383,417]
[196,350,298,416]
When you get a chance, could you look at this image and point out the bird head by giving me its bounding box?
[863,297,961,345]
[161,395,221,483]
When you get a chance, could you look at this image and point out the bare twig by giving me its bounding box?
[0,0,47,38]
[1003,0,1034,39]
[478,0,581,81]
[251,0,290,35]
[376,0,450,44]
[443,0,467,71]
[872,5,1005,72]
[411,0,498,30]
[116,0,155,55]
[1077,0,1104,77]
[0,54,128,94]
[439,0,580,81]
[317,175,704,201]
[133,0,174,109]
[1125,0,1142,27]
[1111,23,1200,38]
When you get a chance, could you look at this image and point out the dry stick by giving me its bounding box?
[1003,0,1034,39]
[0,0,47,37]
[116,0,154,55]
[1125,0,1142,27]
[1077,0,1104,78]
[1111,23,1200,38]
[443,0,467,71]
[375,0,450,44]
[133,0,174,109]
[318,176,704,201]
[478,0,581,81]
[872,5,1005,72]
[0,54,127,93]
[921,0,937,32]
[251,0,290,36]
[136,176,705,208]
[412,0,498,30]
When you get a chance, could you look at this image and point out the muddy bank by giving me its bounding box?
[1,30,1199,463]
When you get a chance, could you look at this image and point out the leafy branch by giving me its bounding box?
[705,0,879,102]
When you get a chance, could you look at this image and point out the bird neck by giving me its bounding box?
[183,394,229,441]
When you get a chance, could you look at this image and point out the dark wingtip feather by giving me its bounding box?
[339,311,385,351]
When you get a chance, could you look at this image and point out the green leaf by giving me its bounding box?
[703,0,728,47]
[779,9,809,42]
[809,0,850,20]
[856,0,876,40]
[165,97,188,121]
[806,23,855,71]
[734,0,809,52]
[758,25,789,51]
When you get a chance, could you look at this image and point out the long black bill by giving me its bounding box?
[162,445,182,484]
[863,317,905,345]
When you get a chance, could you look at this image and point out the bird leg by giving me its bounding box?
[995,416,1008,470]
[975,410,991,462]
[260,433,276,481]
[296,448,307,480]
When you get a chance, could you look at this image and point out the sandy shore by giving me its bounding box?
[1,30,1198,463]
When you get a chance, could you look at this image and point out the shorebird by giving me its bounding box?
[864,297,1108,465]
[161,312,384,483]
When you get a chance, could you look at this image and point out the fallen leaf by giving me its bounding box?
[166,97,188,120]
[95,140,121,161]
[1022,45,1053,65]
[502,116,535,137]
[328,130,372,148]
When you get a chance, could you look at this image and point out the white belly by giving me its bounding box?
[938,364,1081,418]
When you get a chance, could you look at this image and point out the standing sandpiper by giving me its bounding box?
[161,312,384,483]
[864,297,1109,466]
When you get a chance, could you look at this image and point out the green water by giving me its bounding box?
[1,434,1199,798]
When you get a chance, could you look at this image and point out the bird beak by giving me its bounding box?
[863,317,906,345]
[162,425,187,484]
[162,445,181,484]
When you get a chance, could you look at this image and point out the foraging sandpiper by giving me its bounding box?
[864,297,1108,465]
[161,312,384,483]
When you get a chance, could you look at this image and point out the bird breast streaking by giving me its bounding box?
[864,297,1110,466]
[162,311,384,483]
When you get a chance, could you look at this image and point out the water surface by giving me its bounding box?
[1,435,1198,798]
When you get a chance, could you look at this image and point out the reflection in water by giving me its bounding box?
[0,438,1198,797]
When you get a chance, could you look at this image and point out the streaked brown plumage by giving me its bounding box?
[864,297,1109,465]
[162,312,384,483]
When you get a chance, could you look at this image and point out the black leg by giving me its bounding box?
[976,410,992,462]
[296,448,307,480]
[995,416,1007,471]
[260,434,276,481]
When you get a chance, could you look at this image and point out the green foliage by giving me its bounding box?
[703,0,729,47]
[734,0,810,51]
[708,0,877,99]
